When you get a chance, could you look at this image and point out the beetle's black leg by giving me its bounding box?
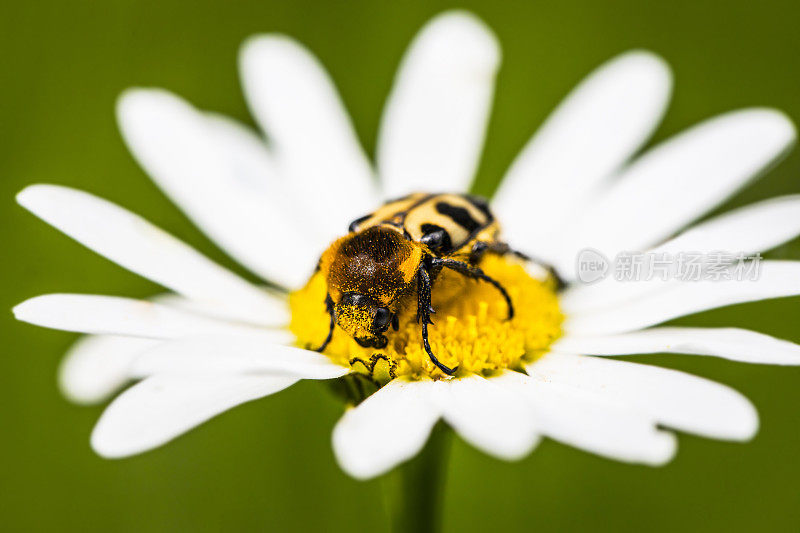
[469,241,566,291]
[433,257,515,320]
[417,266,457,375]
[311,294,335,352]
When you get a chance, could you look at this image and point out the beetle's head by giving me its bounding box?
[334,292,393,348]
[320,226,422,346]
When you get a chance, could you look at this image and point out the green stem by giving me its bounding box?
[382,423,451,533]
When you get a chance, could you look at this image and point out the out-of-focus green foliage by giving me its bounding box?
[2,1,800,531]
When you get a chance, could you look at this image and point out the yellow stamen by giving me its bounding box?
[289,255,563,381]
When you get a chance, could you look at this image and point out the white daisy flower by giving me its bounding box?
[14,10,800,483]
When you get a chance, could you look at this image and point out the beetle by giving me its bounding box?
[314,192,555,375]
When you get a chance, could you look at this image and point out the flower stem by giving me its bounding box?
[382,423,451,533]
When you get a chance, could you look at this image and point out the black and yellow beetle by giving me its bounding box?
[314,192,557,375]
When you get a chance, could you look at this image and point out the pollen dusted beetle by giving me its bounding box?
[314,192,558,375]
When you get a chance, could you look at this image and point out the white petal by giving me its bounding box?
[556,109,796,272]
[240,35,377,240]
[657,194,800,257]
[377,11,500,196]
[494,51,671,258]
[57,294,218,405]
[554,327,800,365]
[565,260,800,336]
[560,277,671,316]
[56,292,300,405]
[530,353,758,440]
[59,335,159,404]
[91,375,296,458]
[437,375,539,460]
[13,294,291,340]
[129,334,348,380]
[562,195,800,314]
[202,113,330,255]
[17,184,286,325]
[495,371,676,465]
[332,378,440,480]
[117,89,319,288]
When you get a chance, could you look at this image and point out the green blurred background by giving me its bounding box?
[3,0,800,531]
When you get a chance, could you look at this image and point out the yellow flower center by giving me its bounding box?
[289,255,563,382]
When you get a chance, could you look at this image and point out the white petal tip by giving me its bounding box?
[116,88,195,143]
[238,34,322,105]
[57,335,152,405]
[60,373,126,405]
[603,49,673,93]
[16,184,83,219]
[419,10,501,69]
[238,33,299,67]
[616,49,670,70]
[58,369,106,406]
[90,416,139,459]
[59,385,107,406]
[90,431,136,460]
[728,404,760,442]
[240,32,290,49]
[13,295,66,327]
[117,86,157,104]
[12,299,35,322]
[331,422,391,480]
[643,431,678,466]
[333,444,404,481]
[334,460,382,481]
[480,439,540,462]
[332,442,384,481]
[703,390,759,442]
[16,184,50,210]
[732,108,797,147]
[331,379,439,480]
[117,87,175,117]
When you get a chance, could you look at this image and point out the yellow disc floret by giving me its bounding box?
[290,255,563,381]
